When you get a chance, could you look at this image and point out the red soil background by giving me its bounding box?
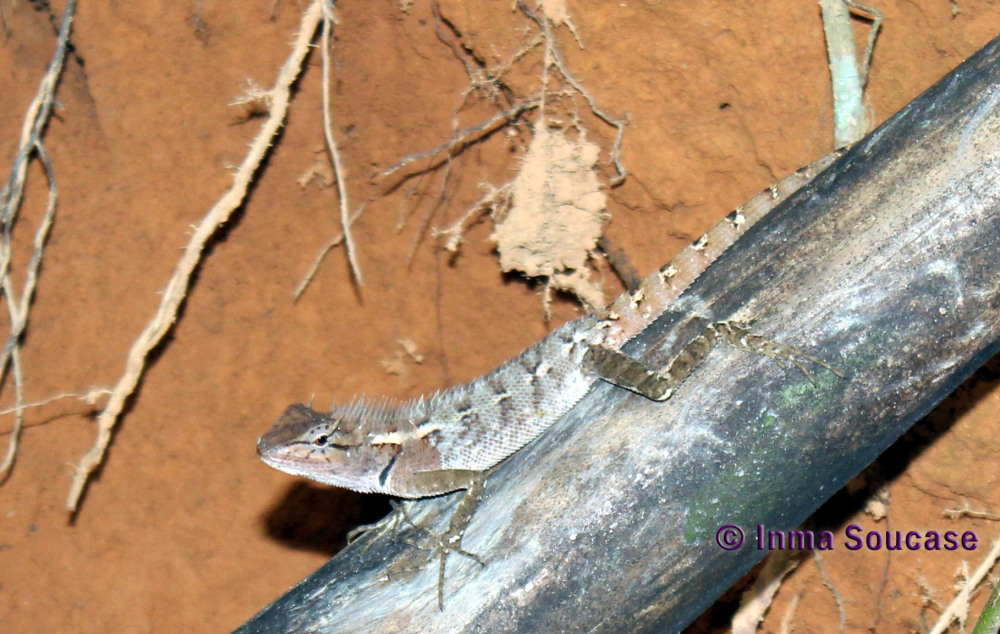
[1,1,999,631]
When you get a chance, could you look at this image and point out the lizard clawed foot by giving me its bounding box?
[587,320,843,402]
[387,479,486,610]
[716,321,845,385]
[387,510,485,610]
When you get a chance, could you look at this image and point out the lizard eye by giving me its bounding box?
[313,434,329,447]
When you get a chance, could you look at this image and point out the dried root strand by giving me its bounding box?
[65,0,326,512]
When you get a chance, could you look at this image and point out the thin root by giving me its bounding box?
[65,0,327,512]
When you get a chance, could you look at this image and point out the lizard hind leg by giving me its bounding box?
[586,320,843,401]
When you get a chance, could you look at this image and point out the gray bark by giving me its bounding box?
[238,34,1000,634]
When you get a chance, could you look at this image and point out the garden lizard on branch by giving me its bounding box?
[257,149,846,609]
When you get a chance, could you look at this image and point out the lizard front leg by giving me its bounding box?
[389,470,487,610]
[585,321,843,401]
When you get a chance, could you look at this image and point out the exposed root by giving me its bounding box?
[65,0,326,512]
[436,183,514,254]
[0,0,77,484]
[813,550,847,632]
[380,101,541,181]
[929,538,1000,634]
[319,0,363,286]
[295,205,367,301]
[731,550,801,634]
[382,1,628,316]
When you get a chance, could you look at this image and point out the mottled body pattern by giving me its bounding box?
[258,149,845,608]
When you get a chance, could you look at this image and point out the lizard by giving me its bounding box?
[257,148,847,609]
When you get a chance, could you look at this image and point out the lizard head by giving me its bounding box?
[257,402,398,493]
